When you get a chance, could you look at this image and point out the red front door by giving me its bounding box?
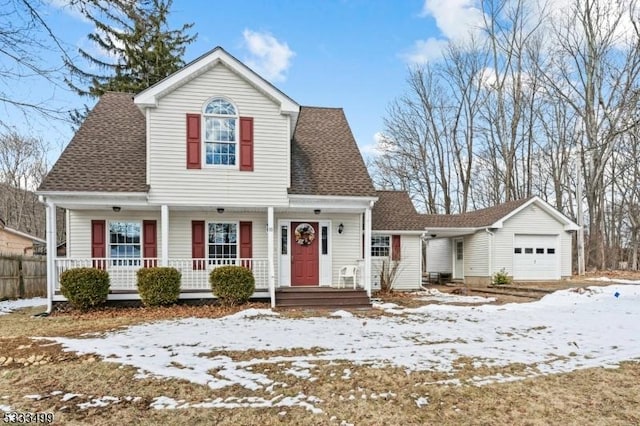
[291,222,319,286]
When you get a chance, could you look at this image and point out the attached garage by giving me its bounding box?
[513,234,560,280]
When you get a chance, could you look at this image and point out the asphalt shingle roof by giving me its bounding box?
[289,107,376,197]
[39,92,148,193]
[372,191,424,231]
[372,191,534,231]
[421,197,533,228]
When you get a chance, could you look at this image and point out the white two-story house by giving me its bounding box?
[38,47,428,310]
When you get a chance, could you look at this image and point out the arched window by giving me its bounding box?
[203,98,238,165]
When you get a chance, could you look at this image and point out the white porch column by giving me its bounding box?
[45,201,57,313]
[267,207,276,308]
[161,204,169,266]
[364,203,373,297]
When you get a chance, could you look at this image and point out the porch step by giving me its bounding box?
[275,287,371,309]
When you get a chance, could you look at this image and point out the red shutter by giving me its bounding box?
[143,220,157,267]
[239,116,254,171]
[186,113,201,169]
[239,221,253,268]
[192,220,205,270]
[392,235,401,261]
[91,220,106,269]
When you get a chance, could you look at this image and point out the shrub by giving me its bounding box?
[378,260,400,294]
[209,265,255,306]
[492,268,512,285]
[136,267,181,306]
[60,267,110,311]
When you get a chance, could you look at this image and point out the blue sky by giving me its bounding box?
[4,0,484,162]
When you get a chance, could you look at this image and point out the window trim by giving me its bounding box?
[206,220,239,263]
[107,220,142,267]
[202,96,239,169]
[371,235,390,257]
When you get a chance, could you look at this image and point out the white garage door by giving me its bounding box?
[513,234,559,280]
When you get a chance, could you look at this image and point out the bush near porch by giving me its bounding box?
[136,267,181,306]
[59,267,110,311]
[210,266,255,306]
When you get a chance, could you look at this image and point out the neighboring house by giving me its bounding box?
[37,47,380,310]
[0,219,46,256]
[423,197,579,284]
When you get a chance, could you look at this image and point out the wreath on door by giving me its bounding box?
[294,223,315,246]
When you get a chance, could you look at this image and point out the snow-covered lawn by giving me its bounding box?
[0,297,46,315]
[47,283,640,412]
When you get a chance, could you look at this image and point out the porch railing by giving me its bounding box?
[54,258,269,292]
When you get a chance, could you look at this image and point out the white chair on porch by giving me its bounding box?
[337,265,359,288]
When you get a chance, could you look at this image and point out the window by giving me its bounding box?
[371,235,390,257]
[525,248,533,254]
[281,225,288,255]
[456,241,464,260]
[109,221,141,266]
[547,248,555,254]
[204,98,237,166]
[536,248,545,254]
[514,247,522,254]
[208,223,237,260]
[321,226,328,255]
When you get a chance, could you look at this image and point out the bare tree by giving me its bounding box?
[540,0,640,268]
[0,131,49,236]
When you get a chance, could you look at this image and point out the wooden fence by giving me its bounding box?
[0,254,46,299]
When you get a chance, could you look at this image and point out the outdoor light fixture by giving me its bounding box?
[217,208,225,214]
[338,223,344,234]
[314,209,321,215]
[112,206,121,213]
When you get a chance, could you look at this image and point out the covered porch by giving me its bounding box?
[42,192,376,310]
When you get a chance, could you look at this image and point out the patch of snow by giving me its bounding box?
[415,396,429,407]
[225,308,279,319]
[152,393,322,413]
[330,310,353,318]
[61,393,81,402]
[0,297,46,315]
[48,284,640,411]
[78,396,120,410]
[371,302,399,310]
[587,277,640,285]
[0,405,12,412]
[417,289,496,304]
[24,394,42,400]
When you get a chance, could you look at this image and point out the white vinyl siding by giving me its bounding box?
[371,233,422,291]
[168,211,267,260]
[493,204,572,277]
[463,232,489,277]
[68,210,162,258]
[426,238,452,273]
[147,64,290,207]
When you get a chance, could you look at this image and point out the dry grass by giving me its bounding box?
[1,341,639,425]
[1,298,640,425]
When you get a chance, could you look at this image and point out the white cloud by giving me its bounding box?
[405,0,485,64]
[420,0,485,41]
[402,38,449,64]
[242,29,295,82]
